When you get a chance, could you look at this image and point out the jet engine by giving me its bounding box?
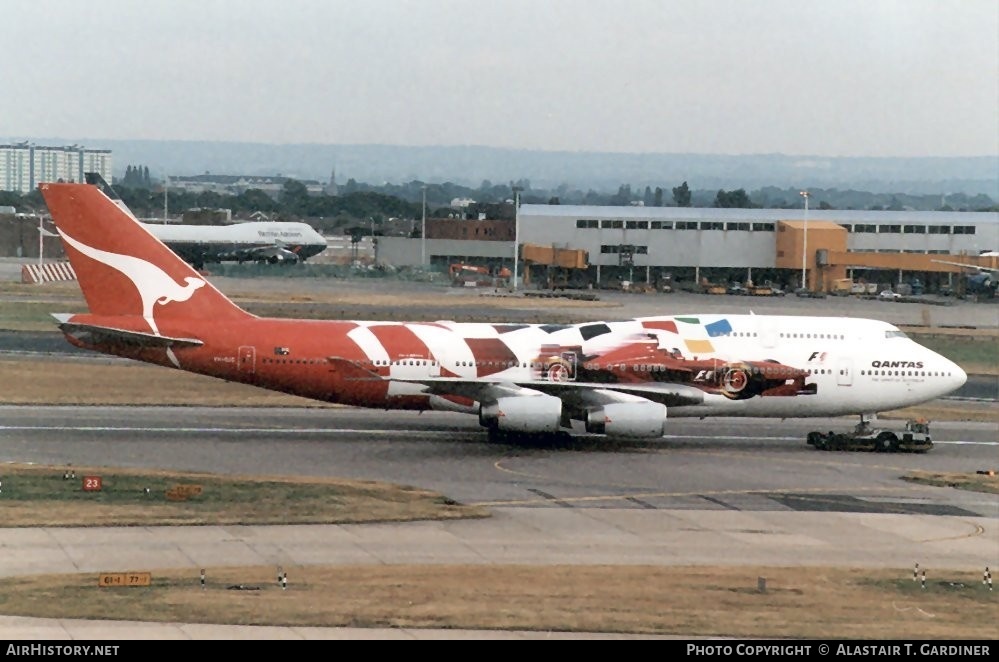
[479,395,563,433]
[585,401,667,438]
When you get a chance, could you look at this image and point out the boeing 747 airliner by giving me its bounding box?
[39,182,966,442]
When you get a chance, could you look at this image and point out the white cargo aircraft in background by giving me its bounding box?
[40,182,967,443]
[84,172,327,269]
[931,251,999,299]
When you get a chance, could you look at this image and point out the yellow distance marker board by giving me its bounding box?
[98,572,152,587]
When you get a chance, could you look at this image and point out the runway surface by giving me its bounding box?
[1,405,996,639]
[3,406,998,513]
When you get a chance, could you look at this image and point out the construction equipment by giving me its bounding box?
[806,418,932,453]
[449,263,509,287]
[521,244,589,289]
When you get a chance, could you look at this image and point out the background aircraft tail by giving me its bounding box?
[39,182,252,327]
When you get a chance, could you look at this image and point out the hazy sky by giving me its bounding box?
[2,0,997,157]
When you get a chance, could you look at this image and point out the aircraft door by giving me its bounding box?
[386,356,439,400]
[836,357,852,386]
[557,351,578,381]
[238,346,256,375]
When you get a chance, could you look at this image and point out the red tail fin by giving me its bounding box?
[39,183,252,333]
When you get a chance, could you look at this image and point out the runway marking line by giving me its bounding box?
[917,521,987,543]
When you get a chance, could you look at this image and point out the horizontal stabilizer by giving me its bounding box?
[57,320,203,349]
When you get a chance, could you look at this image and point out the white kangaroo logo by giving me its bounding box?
[59,230,205,336]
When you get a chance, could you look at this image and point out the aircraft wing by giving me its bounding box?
[238,243,301,263]
[407,378,706,408]
[326,358,705,407]
[519,380,706,408]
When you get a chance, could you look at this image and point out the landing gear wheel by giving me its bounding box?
[876,432,899,453]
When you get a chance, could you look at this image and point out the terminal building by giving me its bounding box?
[376,204,999,294]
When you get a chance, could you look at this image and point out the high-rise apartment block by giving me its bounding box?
[0,142,112,194]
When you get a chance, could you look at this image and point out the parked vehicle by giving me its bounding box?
[726,283,748,295]
[807,419,932,453]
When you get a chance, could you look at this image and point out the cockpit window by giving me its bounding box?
[885,330,909,339]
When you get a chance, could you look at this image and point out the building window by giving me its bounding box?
[650,220,673,229]
[727,222,750,231]
[676,221,698,230]
[701,221,724,230]
[928,225,950,234]
[752,222,774,231]
[953,225,975,235]
[903,225,926,234]
[625,220,648,229]
[878,225,901,233]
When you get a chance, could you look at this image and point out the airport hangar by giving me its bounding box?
[376,205,999,293]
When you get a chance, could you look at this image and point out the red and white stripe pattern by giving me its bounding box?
[21,262,78,284]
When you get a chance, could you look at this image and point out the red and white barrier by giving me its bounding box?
[20,262,77,284]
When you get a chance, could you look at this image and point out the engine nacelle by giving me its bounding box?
[479,395,563,433]
[585,401,667,438]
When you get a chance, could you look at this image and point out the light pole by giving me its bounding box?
[512,187,522,291]
[799,190,809,290]
[420,185,427,267]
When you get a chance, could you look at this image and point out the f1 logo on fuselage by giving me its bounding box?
[807,351,827,363]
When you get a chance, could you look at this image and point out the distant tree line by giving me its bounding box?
[121,165,151,188]
[2,170,995,230]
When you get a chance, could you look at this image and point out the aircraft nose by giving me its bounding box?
[951,361,968,390]
[937,355,968,396]
[929,351,966,397]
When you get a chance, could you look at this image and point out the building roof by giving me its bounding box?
[780,220,850,230]
[519,204,998,224]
